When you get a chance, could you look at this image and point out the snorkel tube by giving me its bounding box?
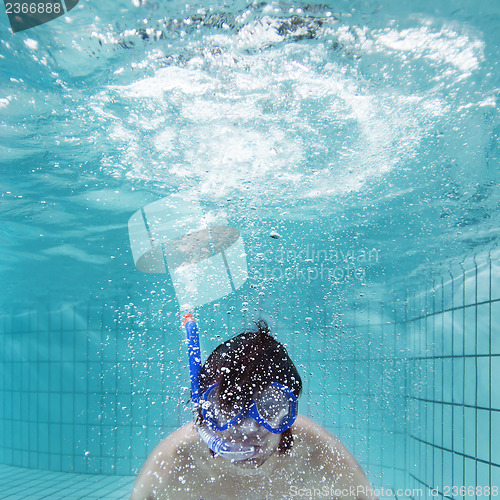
[183,314,256,461]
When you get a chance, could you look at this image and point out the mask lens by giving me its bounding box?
[254,384,294,429]
[204,385,245,427]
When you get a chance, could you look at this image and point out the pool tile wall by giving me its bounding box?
[406,248,500,496]
[0,271,411,494]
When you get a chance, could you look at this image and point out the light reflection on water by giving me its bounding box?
[0,0,498,306]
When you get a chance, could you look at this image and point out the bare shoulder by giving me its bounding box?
[130,422,199,500]
[152,421,199,457]
[292,414,340,440]
[292,414,351,457]
[291,415,378,500]
[140,421,199,472]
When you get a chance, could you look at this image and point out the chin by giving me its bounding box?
[235,457,267,468]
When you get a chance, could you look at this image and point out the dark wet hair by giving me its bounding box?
[198,320,302,455]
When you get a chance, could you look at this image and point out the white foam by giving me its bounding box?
[371,23,484,74]
[117,67,217,98]
[88,13,487,208]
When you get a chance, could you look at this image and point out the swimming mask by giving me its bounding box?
[201,382,297,434]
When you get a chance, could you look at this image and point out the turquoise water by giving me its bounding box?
[1,0,499,498]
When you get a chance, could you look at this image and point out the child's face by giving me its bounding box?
[219,414,282,468]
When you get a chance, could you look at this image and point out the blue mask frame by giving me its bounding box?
[201,381,298,434]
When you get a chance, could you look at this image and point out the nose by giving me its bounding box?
[233,416,263,439]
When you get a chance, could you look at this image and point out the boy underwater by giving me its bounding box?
[131,320,377,500]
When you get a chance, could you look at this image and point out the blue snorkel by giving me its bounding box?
[183,313,256,461]
[128,194,253,460]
